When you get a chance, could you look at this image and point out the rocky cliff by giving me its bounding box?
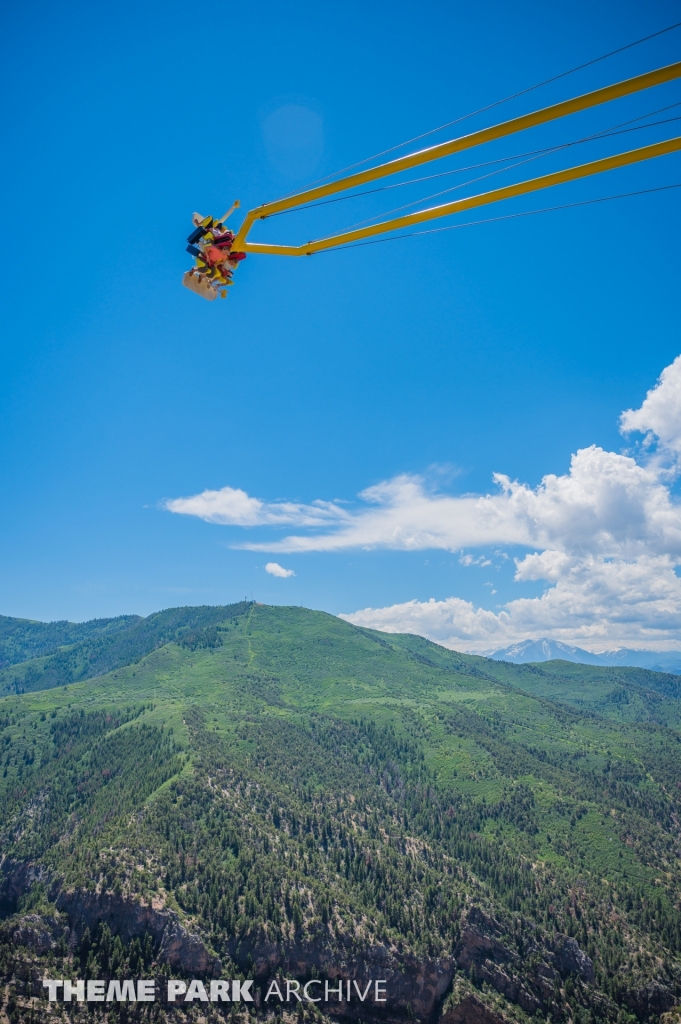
[3,863,607,1024]
[4,857,678,1024]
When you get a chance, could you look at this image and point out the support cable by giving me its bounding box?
[314,182,681,254]
[338,112,681,232]
[271,20,681,202]
[238,135,681,255]
[267,102,681,219]
[232,57,681,255]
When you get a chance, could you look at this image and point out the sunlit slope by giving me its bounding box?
[3,602,681,1024]
[479,650,681,724]
[3,603,681,876]
[4,600,680,725]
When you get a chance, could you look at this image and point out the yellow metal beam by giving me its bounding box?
[231,59,681,251]
[237,135,681,256]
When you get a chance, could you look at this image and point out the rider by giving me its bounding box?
[185,204,246,296]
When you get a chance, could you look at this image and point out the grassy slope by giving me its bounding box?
[4,599,680,724]
[2,604,681,1022]
[3,605,680,882]
[479,654,681,725]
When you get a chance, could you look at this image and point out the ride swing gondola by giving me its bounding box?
[183,42,681,300]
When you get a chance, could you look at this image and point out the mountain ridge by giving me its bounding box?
[2,603,681,1023]
[489,637,681,674]
[3,607,681,722]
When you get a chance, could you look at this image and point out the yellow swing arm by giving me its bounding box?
[230,60,681,256]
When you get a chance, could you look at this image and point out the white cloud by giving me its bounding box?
[265,562,296,578]
[165,356,681,649]
[459,554,492,567]
[164,485,347,528]
[342,555,681,652]
[621,355,681,457]
[223,446,681,559]
[514,549,573,582]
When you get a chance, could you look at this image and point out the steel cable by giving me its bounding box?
[312,182,681,254]
[270,20,681,204]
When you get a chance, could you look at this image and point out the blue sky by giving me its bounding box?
[1,0,680,650]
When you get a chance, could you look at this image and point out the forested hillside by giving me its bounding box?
[0,614,141,671]
[1,604,681,1024]
[0,605,251,696]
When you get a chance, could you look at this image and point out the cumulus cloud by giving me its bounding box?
[165,355,681,649]
[621,355,681,457]
[342,555,681,652]
[265,562,295,578]
[218,446,680,559]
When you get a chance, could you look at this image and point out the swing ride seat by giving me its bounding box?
[182,205,242,300]
[182,270,218,301]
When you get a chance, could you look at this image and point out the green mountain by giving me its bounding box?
[2,603,681,1024]
[0,604,252,696]
[0,613,141,672]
